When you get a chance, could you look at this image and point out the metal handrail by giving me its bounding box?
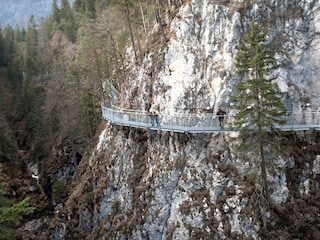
[101,103,320,132]
[110,102,147,113]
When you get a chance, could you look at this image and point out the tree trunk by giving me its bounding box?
[257,68,269,230]
[89,24,104,102]
[67,109,79,181]
[260,137,269,231]
[125,0,138,60]
[71,136,79,181]
[155,0,168,42]
[139,1,147,34]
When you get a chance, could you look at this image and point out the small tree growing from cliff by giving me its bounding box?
[232,20,287,230]
[0,167,35,239]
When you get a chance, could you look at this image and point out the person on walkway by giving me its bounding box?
[148,111,156,126]
[216,107,227,128]
[149,104,161,127]
[154,110,160,127]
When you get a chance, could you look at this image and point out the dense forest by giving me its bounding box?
[0,0,183,237]
[0,0,181,161]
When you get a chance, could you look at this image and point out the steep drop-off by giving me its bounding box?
[44,1,320,239]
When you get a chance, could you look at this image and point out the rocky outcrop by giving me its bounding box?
[51,0,320,239]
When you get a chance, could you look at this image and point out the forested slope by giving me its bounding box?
[0,0,184,238]
[0,0,320,239]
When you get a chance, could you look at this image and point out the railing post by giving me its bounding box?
[201,115,204,128]
[187,115,190,132]
[290,110,293,130]
[172,115,175,131]
[171,115,174,131]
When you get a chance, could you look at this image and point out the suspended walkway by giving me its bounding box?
[101,102,320,133]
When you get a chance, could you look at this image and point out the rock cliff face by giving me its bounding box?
[51,1,320,239]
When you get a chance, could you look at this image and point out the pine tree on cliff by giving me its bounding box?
[0,168,35,240]
[232,20,287,230]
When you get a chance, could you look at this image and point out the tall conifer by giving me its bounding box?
[232,20,287,230]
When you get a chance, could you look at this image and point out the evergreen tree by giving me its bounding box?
[25,15,44,75]
[86,0,97,19]
[0,198,35,240]
[61,0,77,43]
[73,0,86,15]
[4,26,24,98]
[52,0,61,24]
[110,0,139,60]
[46,0,60,37]
[232,20,287,230]
[0,167,35,240]
[0,28,6,66]
[74,0,97,19]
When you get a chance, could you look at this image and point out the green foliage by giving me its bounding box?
[25,16,45,76]
[13,27,26,43]
[64,20,77,43]
[24,83,47,159]
[0,167,35,240]
[1,26,15,67]
[47,0,78,42]
[232,20,288,229]
[61,0,77,43]
[2,26,25,100]
[0,29,6,67]
[0,0,173,168]
[25,84,45,133]
[82,192,94,206]
[111,200,120,215]
[0,129,18,159]
[0,197,35,227]
[74,0,97,19]
[81,88,99,133]
[52,0,61,23]
[232,20,288,170]
[49,106,61,135]
[26,16,38,57]
[52,180,69,203]
[0,198,35,240]
[232,20,288,134]
[8,59,24,94]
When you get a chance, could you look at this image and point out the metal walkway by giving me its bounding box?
[101,103,320,133]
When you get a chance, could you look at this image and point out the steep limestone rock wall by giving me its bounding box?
[50,0,320,239]
[55,124,260,239]
[119,0,320,114]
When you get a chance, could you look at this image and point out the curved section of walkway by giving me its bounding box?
[101,103,320,133]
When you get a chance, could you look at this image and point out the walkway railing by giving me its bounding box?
[101,102,320,133]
